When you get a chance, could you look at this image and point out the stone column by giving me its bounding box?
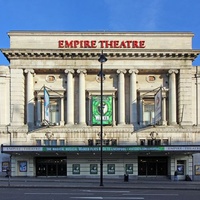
[77,69,87,125]
[24,69,35,127]
[117,69,126,125]
[168,69,178,125]
[129,69,138,126]
[65,69,74,125]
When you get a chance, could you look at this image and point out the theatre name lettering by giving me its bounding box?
[58,40,146,49]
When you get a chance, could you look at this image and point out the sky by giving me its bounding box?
[0,0,200,65]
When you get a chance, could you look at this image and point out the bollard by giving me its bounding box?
[124,174,129,182]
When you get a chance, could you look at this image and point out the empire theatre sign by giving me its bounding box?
[58,40,146,49]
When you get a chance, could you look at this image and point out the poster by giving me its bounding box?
[19,161,27,172]
[125,164,133,174]
[177,165,184,175]
[92,95,113,125]
[107,164,115,174]
[154,87,162,125]
[195,165,200,175]
[2,162,9,172]
[72,164,80,174]
[90,164,98,174]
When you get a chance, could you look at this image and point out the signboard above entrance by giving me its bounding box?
[58,40,146,49]
[2,145,200,153]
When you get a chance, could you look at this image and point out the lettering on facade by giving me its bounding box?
[3,146,200,153]
[58,40,146,49]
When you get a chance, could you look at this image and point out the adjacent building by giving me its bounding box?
[0,31,200,180]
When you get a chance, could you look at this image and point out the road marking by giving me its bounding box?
[81,190,130,193]
[124,193,178,196]
[25,193,71,195]
[70,198,144,200]
[70,198,103,199]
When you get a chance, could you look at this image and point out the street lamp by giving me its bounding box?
[98,50,107,186]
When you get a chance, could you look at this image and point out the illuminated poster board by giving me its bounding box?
[90,164,98,174]
[125,164,133,174]
[72,164,80,174]
[92,96,113,125]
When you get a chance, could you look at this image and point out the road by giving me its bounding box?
[0,188,200,200]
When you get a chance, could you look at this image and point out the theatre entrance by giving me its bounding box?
[138,156,168,176]
[36,157,67,177]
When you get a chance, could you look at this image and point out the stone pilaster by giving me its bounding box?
[77,69,87,125]
[24,69,35,128]
[65,69,75,125]
[129,69,138,126]
[117,69,126,125]
[168,69,178,125]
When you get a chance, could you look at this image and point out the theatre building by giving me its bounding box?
[0,31,200,180]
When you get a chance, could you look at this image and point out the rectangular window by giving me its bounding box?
[155,139,161,145]
[59,140,65,146]
[111,139,117,146]
[44,140,50,146]
[95,139,110,146]
[36,140,41,145]
[51,140,57,146]
[143,99,155,125]
[140,139,145,146]
[163,139,169,145]
[49,99,60,125]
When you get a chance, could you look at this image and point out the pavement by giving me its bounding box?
[1,176,200,190]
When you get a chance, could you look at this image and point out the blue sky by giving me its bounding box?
[0,0,200,65]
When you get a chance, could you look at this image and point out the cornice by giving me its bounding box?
[1,49,200,61]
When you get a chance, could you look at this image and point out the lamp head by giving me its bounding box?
[98,53,107,63]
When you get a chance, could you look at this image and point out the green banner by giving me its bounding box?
[92,95,113,125]
[42,146,165,152]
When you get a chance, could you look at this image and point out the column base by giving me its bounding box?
[162,121,167,126]
[60,121,65,126]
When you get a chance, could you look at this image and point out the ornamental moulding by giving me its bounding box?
[1,49,199,61]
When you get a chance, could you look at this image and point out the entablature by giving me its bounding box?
[1,49,200,61]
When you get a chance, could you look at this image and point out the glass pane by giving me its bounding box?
[59,140,65,145]
[49,100,60,124]
[51,140,57,146]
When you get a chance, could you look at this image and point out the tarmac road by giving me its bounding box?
[0,187,200,200]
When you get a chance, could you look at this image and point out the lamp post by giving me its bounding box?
[98,50,107,186]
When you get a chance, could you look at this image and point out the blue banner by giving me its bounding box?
[44,87,50,121]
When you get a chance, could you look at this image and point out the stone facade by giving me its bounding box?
[0,31,200,180]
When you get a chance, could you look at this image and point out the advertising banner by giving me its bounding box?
[154,87,162,124]
[44,87,50,122]
[92,95,113,125]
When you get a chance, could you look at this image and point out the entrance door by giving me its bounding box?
[138,156,168,176]
[47,163,57,176]
[36,157,67,177]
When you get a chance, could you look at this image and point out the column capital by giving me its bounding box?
[77,69,87,74]
[24,69,34,74]
[168,69,178,74]
[128,69,139,74]
[64,69,74,74]
[117,69,127,74]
